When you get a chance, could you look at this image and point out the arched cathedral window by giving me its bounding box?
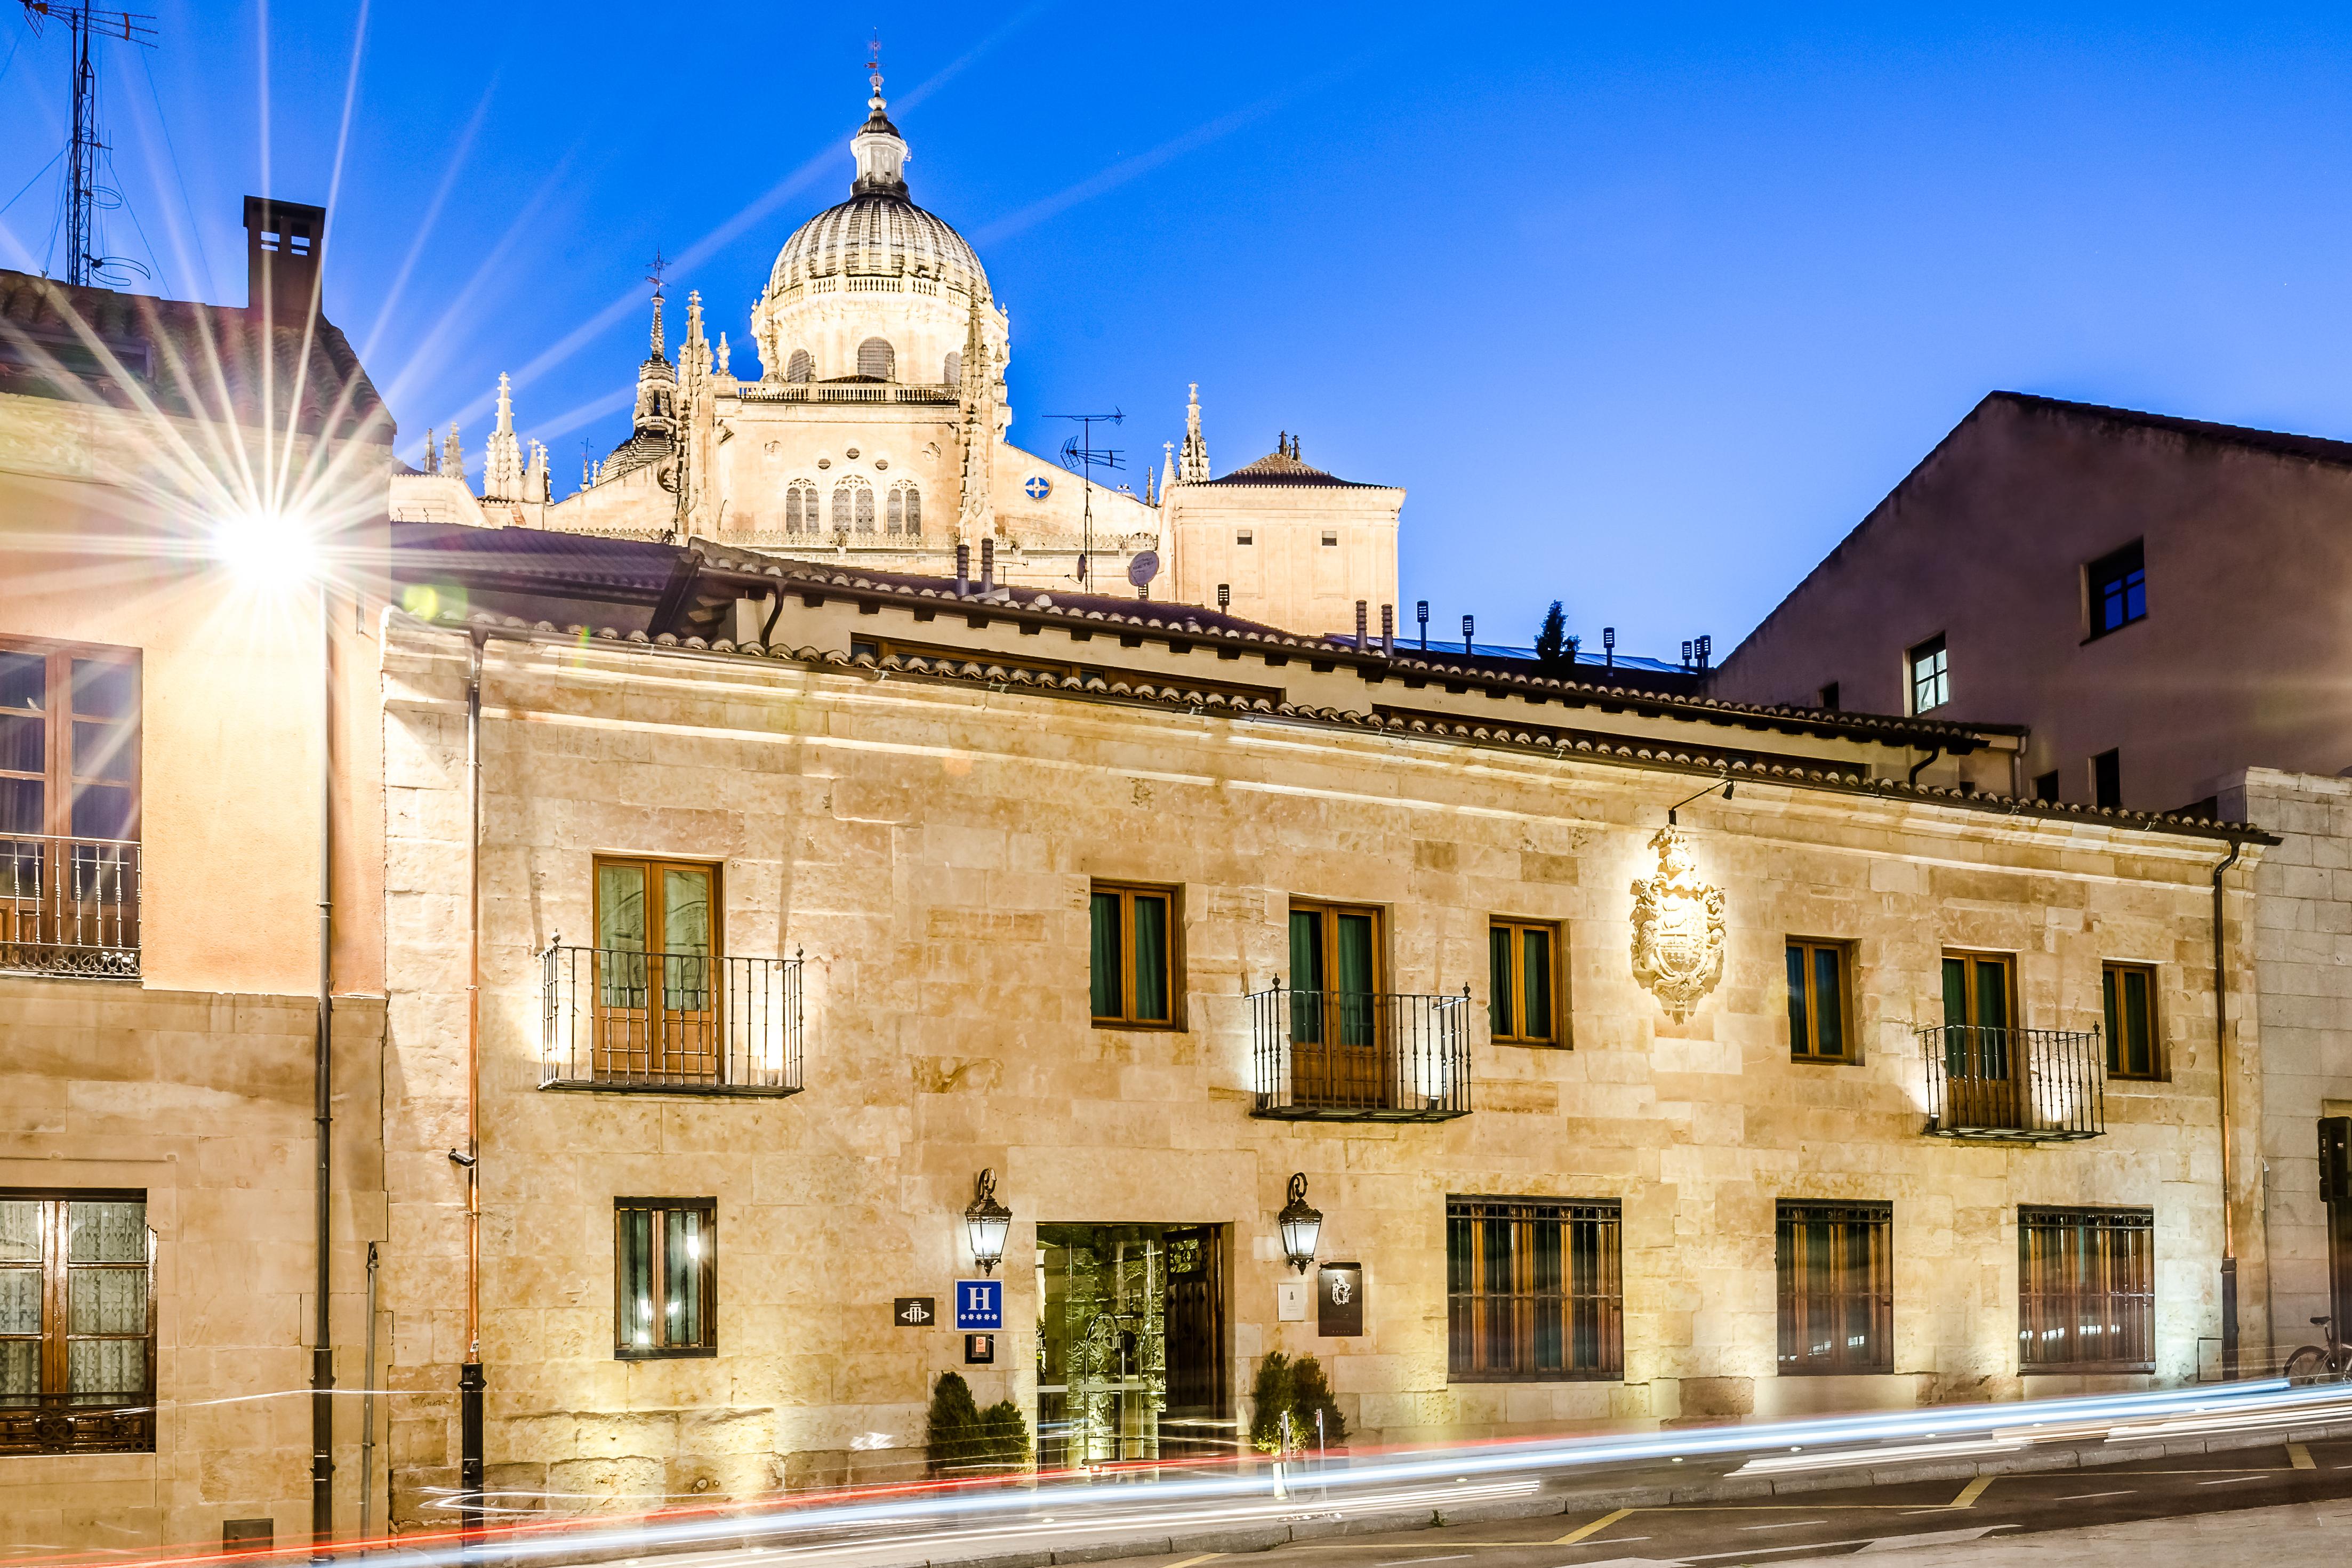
[943,351,961,388]
[785,349,813,384]
[857,337,895,381]
[784,480,818,535]
[833,476,874,535]
[887,481,922,537]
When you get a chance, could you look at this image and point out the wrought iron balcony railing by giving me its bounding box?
[1918,1023,2105,1140]
[0,834,139,979]
[541,944,804,1096]
[1248,984,1472,1121]
[0,1394,155,1456]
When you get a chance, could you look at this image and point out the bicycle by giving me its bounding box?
[2284,1314,2352,1384]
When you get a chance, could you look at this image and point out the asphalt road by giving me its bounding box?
[1089,1438,2352,1568]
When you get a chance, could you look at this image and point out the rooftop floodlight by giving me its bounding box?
[212,505,318,592]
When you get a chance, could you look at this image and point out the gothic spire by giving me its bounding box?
[1177,382,1210,483]
[957,283,998,542]
[481,372,526,501]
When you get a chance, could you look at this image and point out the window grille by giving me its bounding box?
[785,348,813,384]
[614,1199,717,1357]
[943,350,961,387]
[2018,1207,2153,1372]
[1446,1197,1622,1381]
[832,477,873,534]
[1776,1201,1892,1374]
[856,337,895,380]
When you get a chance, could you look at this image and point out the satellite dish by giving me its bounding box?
[1127,551,1160,588]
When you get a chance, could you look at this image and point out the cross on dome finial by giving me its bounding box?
[868,31,884,105]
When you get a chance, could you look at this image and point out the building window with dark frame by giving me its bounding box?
[2018,1207,2153,1373]
[0,1191,155,1454]
[2085,541,2147,639]
[2103,962,2159,1079]
[1090,881,1178,1028]
[1446,1197,1623,1382]
[1817,681,1840,711]
[615,1199,717,1358]
[2091,749,2121,809]
[1906,634,1948,714]
[1488,918,1563,1046]
[1785,939,1852,1062]
[1776,1201,1893,1374]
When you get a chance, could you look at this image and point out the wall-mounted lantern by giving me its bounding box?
[1277,1172,1323,1274]
[965,1168,1012,1276]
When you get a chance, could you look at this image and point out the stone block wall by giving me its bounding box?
[375,617,2259,1524]
[0,978,386,1553]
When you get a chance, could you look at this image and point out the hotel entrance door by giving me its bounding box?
[1036,1224,1227,1467]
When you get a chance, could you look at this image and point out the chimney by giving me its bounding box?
[243,196,327,326]
[955,543,970,596]
[1462,614,1474,655]
[980,538,996,593]
[1217,584,1231,612]
[1354,600,1368,647]
[1603,626,1616,669]
[1379,603,1394,657]
[1415,600,1428,651]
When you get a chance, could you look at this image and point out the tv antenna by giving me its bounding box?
[18,0,160,289]
[1047,409,1123,587]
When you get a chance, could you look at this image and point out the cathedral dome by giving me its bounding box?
[767,191,987,302]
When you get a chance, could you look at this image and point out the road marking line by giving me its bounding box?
[1554,1508,1635,1546]
[1163,1555,1225,1568]
[1739,1520,1825,1530]
[1948,1476,1994,1509]
[2056,1490,2133,1500]
[2290,1442,2316,1470]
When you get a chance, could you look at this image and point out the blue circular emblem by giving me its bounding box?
[1024,475,1051,500]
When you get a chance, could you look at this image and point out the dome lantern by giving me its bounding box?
[850,68,909,199]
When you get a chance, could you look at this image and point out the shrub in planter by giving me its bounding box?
[1248,1350,1347,1454]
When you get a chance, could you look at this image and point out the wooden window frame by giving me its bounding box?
[1289,898,1387,996]
[1785,938,1856,1063]
[1445,1197,1623,1383]
[2102,962,2161,1080]
[1488,918,1566,1047]
[1941,950,2016,1028]
[591,856,725,1084]
[1089,880,1184,1031]
[1776,1200,1894,1376]
[0,1188,156,1455]
[2018,1206,2154,1373]
[0,636,141,842]
[613,1197,718,1360]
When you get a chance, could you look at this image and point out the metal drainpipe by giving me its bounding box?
[312,578,336,1550]
[460,637,486,1539]
[360,1241,379,1546]
[2213,838,2244,1379]
[1906,745,1942,786]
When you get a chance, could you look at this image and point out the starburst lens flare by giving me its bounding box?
[211,507,319,591]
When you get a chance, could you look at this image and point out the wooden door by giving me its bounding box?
[1289,903,1386,1109]
[595,859,720,1083]
[1160,1225,1226,1459]
[1940,952,2017,1128]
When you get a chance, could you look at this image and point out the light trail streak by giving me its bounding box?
[21,1378,2335,1568]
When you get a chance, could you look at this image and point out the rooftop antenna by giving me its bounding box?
[18,0,160,288]
[1047,409,1123,586]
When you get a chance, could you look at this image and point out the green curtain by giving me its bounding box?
[1522,928,1552,1041]
[1812,947,1843,1058]
[1090,893,1121,1019]
[1786,945,1810,1054]
[1489,927,1513,1038]
[1336,913,1375,1046]
[1132,895,1168,1022]
[1289,911,1322,1044]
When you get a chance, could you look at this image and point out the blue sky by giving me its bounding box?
[6,4,2352,656]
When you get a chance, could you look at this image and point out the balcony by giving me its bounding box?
[1918,1023,2105,1140]
[0,834,139,979]
[1248,985,1472,1121]
[0,1395,154,1456]
[541,945,803,1096]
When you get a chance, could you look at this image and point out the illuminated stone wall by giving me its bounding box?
[373,609,2260,1525]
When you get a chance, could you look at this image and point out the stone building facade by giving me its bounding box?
[367,529,2269,1521]
[0,214,395,1552]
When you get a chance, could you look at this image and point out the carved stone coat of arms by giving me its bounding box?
[1629,826,1726,1021]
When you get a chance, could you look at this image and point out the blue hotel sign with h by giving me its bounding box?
[954,1278,1002,1331]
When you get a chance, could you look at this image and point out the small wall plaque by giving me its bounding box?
[894,1297,935,1327]
[964,1332,995,1365]
[1318,1262,1364,1336]
[1277,1280,1309,1322]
